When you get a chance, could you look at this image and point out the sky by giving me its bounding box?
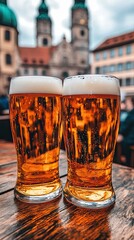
[9,0,134,50]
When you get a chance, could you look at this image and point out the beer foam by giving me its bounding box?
[63,75,120,96]
[9,76,62,95]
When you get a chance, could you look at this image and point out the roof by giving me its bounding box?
[19,47,57,65]
[0,1,17,29]
[72,0,88,11]
[93,31,134,52]
[36,0,51,22]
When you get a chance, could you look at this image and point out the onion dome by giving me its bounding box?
[72,0,88,10]
[36,0,51,22]
[0,0,17,29]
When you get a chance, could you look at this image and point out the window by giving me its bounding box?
[109,64,115,72]
[63,57,68,65]
[43,38,48,46]
[32,59,36,64]
[5,54,12,65]
[80,29,85,36]
[103,51,107,60]
[119,79,122,86]
[95,67,100,74]
[126,78,131,86]
[118,47,123,56]
[24,68,29,75]
[81,59,86,64]
[17,70,20,76]
[40,60,44,64]
[126,45,131,55]
[33,69,38,75]
[42,70,46,75]
[110,49,115,58]
[24,59,28,63]
[126,62,132,70]
[102,66,107,74]
[5,30,11,41]
[95,53,100,61]
[117,63,123,72]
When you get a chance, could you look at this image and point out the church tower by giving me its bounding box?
[36,0,52,47]
[71,0,89,73]
[0,0,19,94]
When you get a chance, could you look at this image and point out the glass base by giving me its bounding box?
[14,182,62,203]
[64,183,115,209]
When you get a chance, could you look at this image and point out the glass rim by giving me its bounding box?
[64,74,119,82]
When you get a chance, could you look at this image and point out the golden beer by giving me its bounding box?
[63,75,120,208]
[9,76,62,203]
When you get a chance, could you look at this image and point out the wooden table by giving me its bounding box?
[0,141,133,240]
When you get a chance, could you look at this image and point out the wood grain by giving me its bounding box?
[0,141,133,240]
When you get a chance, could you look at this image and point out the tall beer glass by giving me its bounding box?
[9,76,62,203]
[63,75,120,208]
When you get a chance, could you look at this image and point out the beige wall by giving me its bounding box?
[19,66,48,76]
[0,26,19,94]
[0,26,19,74]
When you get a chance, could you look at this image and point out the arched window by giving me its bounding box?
[5,30,11,41]
[32,59,36,64]
[80,30,85,37]
[81,59,86,64]
[43,38,48,46]
[5,54,12,65]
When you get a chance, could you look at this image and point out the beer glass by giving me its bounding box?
[62,75,120,208]
[9,76,62,203]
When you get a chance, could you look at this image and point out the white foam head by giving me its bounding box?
[9,76,62,95]
[63,75,120,96]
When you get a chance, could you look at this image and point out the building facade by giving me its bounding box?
[19,0,90,80]
[91,31,134,96]
[0,0,90,94]
[0,0,19,94]
[0,0,133,97]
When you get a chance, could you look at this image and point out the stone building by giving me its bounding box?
[91,31,134,96]
[19,0,90,80]
[0,0,19,94]
[0,0,90,94]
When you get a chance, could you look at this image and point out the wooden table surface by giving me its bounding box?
[0,140,133,240]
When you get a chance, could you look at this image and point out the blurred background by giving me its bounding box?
[0,0,134,166]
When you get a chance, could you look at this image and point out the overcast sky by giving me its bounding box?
[9,0,134,50]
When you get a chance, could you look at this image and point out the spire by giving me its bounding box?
[75,0,85,3]
[36,0,51,21]
[0,0,7,5]
[63,34,66,40]
[39,0,48,15]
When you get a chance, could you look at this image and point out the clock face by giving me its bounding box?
[80,18,86,25]
[73,9,87,25]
